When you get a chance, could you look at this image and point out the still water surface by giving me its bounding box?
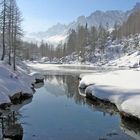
[14,72,137,140]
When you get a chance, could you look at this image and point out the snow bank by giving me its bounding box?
[79,70,140,119]
[0,61,35,107]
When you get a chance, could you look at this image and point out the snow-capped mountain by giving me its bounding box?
[30,23,67,39]
[68,10,128,29]
[24,23,68,45]
[25,3,140,45]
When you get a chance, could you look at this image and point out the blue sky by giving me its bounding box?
[17,0,140,33]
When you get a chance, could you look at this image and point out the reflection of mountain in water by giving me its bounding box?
[44,75,86,105]
[44,75,67,97]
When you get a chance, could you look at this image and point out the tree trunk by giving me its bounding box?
[1,0,6,61]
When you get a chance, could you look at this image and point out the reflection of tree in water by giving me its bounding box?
[44,75,86,105]
[85,97,119,116]
[3,112,23,140]
[0,110,23,140]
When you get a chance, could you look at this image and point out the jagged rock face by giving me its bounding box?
[87,10,127,28]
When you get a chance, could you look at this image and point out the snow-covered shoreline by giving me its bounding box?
[0,61,43,109]
[79,69,140,119]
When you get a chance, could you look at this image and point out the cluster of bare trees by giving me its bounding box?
[21,41,55,61]
[0,0,22,70]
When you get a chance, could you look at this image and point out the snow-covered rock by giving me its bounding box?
[30,72,44,83]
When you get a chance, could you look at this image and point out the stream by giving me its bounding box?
[0,66,138,140]
[20,72,135,140]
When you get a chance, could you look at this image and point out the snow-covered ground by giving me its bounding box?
[106,51,140,68]
[0,61,35,108]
